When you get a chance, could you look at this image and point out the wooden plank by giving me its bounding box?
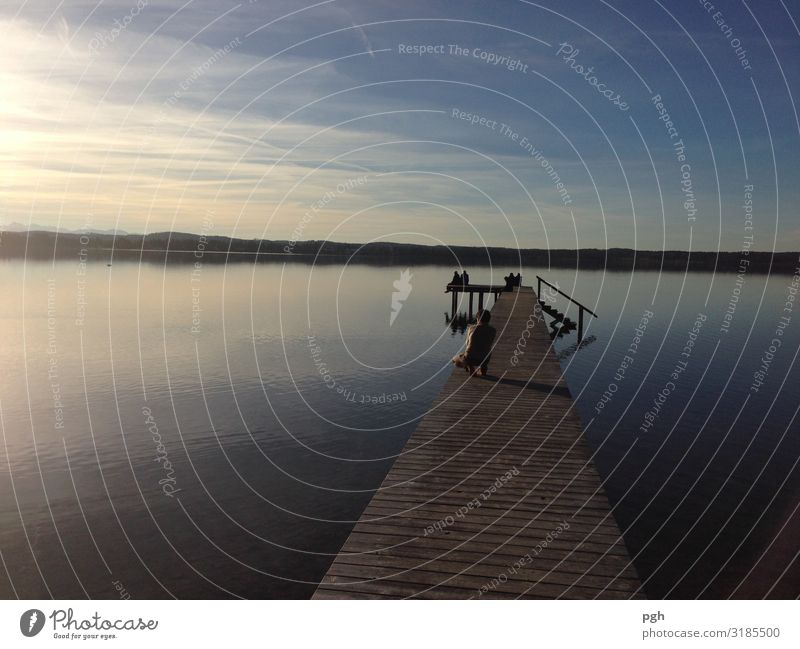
[313,287,642,599]
[336,538,640,580]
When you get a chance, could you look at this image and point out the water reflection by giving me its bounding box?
[444,311,475,334]
[0,260,797,598]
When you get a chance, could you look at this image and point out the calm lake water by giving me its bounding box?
[0,258,798,598]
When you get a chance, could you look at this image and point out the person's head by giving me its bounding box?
[478,309,491,324]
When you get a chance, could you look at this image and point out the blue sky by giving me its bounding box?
[1,0,799,250]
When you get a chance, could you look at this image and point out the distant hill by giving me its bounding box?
[0,222,129,235]
[0,229,797,273]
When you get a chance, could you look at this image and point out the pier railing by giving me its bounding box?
[536,275,598,342]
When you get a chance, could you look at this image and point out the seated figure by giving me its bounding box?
[452,309,496,376]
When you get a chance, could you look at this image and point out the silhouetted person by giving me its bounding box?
[504,273,515,290]
[462,270,470,285]
[515,273,522,287]
[452,309,496,376]
[451,271,461,285]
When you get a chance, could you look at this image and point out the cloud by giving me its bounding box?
[0,1,797,249]
[0,14,404,237]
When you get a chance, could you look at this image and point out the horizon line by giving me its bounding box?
[3,228,799,255]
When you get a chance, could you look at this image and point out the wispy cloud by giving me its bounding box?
[1,0,798,249]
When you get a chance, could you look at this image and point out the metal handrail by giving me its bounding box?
[536,275,598,343]
[536,275,598,317]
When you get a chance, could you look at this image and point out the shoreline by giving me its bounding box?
[1,230,799,273]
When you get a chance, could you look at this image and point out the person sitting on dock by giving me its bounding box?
[515,273,522,287]
[451,270,462,285]
[452,309,496,377]
[504,273,515,290]
[462,269,470,285]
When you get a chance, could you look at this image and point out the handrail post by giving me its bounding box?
[537,276,541,298]
[578,307,584,343]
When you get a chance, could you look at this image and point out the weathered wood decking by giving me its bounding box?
[314,287,642,599]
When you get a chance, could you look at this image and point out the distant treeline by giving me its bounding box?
[1,230,798,273]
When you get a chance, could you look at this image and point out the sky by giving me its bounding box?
[1,0,799,250]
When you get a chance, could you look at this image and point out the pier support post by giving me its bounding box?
[469,292,474,318]
[451,291,457,318]
[578,308,584,343]
[478,291,484,314]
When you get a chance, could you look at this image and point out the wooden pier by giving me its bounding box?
[314,287,642,599]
